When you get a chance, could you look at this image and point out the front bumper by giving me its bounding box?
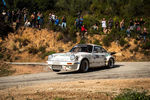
[47,61,80,71]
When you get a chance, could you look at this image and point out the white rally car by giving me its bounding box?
[47,44,115,72]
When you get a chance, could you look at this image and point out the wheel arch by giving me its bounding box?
[80,58,90,65]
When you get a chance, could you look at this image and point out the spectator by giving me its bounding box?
[120,19,125,31]
[134,18,139,28]
[49,13,52,23]
[61,16,66,28]
[75,17,80,30]
[126,26,131,37]
[55,16,59,26]
[81,25,87,38]
[31,12,36,27]
[140,18,145,27]
[39,13,44,29]
[12,10,16,22]
[7,10,12,23]
[2,10,6,21]
[108,18,113,29]
[24,12,27,22]
[79,16,84,28]
[101,18,107,32]
[115,21,119,29]
[37,12,41,28]
[129,19,134,31]
[24,19,31,27]
[136,22,141,34]
[92,23,98,30]
[142,27,148,41]
[51,13,55,24]
[16,19,20,30]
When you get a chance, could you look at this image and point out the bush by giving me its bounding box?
[57,34,63,41]
[115,89,150,100]
[119,38,127,47]
[39,46,46,53]
[28,47,39,55]
[40,51,56,59]
[141,40,150,50]
[93,39,101,45]
[103,29,127,47]
[0,61,15,77]
[0,53,3,60]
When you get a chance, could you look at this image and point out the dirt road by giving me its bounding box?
[0,62,150,89]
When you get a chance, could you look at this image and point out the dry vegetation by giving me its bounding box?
[0,27,149,62]
[0,78,150,100]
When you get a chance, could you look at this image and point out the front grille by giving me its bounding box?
[52,65,62,70]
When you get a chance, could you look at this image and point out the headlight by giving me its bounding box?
[70,54,75,61]
[48,55,53,60]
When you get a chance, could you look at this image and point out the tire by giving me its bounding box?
[52,69,60,72]
[79,59,89,72]
[107,58,114,68]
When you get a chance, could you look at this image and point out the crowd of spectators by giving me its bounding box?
[1,8,149,41]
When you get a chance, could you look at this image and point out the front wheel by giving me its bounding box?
[79,59,89,73]
[52,69,60,72]
[107,58,114,68]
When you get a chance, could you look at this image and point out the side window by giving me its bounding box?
[94,46,102,53]
[101,47,107,53]
[87,45,93,53]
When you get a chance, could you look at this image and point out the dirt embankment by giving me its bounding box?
[0,78,150,100]
[0,27,149,62]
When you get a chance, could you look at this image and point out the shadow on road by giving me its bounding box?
[58,64,123,75]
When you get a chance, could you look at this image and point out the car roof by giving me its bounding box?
[75,44,101,47]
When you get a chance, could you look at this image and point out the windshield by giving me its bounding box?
[70,45,93,53]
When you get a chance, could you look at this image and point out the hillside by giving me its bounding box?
[0,27,150,62]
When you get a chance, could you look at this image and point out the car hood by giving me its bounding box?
[48,52,90,61]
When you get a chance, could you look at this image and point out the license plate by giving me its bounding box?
[52,65,62,70]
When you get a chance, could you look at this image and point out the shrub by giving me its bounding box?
[119,38,127,47]
[102,35,113,47]
[39,46,46,53]
[103,29,128,47]
[40,51,56,59]
[141,40,150,50]
[0,53,3,60]
[57,34,63,41]
[0,61,15,77]
[93,39,101,45]
[79,39,86,44]
[54,97,65,100]
[28,47,39,55]
[114,89,150,100]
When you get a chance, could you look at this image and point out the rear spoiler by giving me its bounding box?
[109,52,116,55]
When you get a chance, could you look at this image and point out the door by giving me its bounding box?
[92,46,105,67]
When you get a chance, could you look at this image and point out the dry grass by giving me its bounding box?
[1,27,149,62]
[0,78,150,100]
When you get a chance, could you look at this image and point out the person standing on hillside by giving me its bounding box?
[81,25,87,38]
[31,12,36,27]
[79,16,83,28]
[61,16,66,28]
[55,16,59,26]
[120,19,125,31]
[75,16,80,30]
[129,19,134,31]
[101,18,107,33]
[140,18,145,27]
[108,18,113,29]
[142,27,148,42]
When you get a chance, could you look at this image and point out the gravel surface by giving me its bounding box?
[0,62,150,89]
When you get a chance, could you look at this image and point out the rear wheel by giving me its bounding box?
[107,58,114,68]
[79,59,89,72]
